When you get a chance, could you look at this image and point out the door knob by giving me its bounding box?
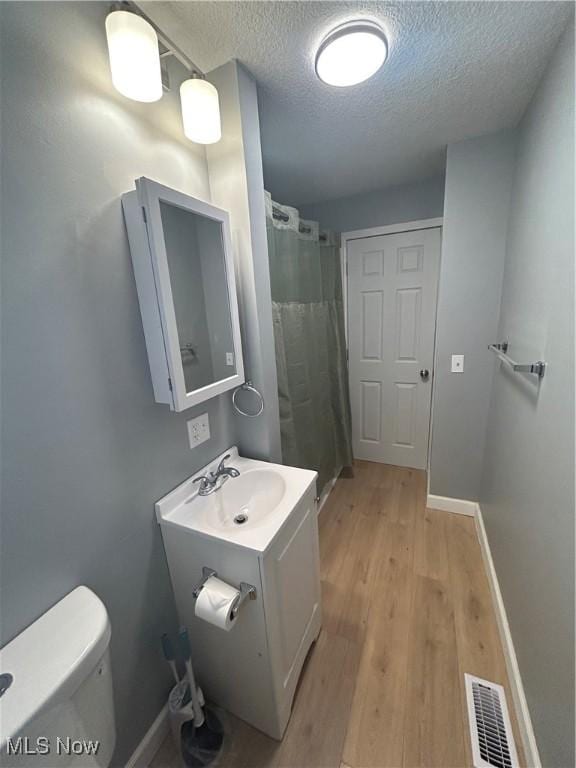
[420,369,430,381]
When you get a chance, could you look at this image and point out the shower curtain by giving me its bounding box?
[265,192,353,492]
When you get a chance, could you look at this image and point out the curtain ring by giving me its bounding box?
[232,380,264,418]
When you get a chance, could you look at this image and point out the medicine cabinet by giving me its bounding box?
[123,178,244,411]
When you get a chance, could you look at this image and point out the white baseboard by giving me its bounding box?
[125,704,169,768]
[317,469,341,515]
[475,505,542,768]
[427,493,477,516]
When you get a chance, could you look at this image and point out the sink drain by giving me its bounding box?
[234,512,249,525]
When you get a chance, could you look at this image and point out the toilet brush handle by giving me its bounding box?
[178,627,205,728]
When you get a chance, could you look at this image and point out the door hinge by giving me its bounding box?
[141,206,147,223]
[168,377,172,391]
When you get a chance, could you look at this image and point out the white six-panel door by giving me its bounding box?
[347,228,441,469]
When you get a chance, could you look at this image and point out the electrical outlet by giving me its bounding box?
[226,352,234,366]
[451,354,464,373]
[187,413,210,449]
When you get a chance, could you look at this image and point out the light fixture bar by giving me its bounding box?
[113,1,204,77]
[107,1,221,144]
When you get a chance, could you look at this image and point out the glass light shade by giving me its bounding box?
[105,10,162,102]
[180,78,222,144]
[315,21,388,87]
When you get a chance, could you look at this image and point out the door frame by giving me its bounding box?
[340,218,444,473]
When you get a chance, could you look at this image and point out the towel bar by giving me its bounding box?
[488,342,546,379]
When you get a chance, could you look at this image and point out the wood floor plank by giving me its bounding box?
[321,485,387,644]
[446,513,525,766]
[393,468,425,528]
[403,575,467,768]
[350,459,386,488]
[446,514,509,681]
[414,507,450,582]
[342,521,415,768]
[318,474,355,534]
[219,714,280,768]
[275,629,360,768]
[319,481,363,581]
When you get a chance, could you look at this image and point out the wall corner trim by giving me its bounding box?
[475,504,543,768]
[426,494,477,516]
[125,705,169,768]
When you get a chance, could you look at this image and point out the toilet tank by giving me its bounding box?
[0,587,116,767]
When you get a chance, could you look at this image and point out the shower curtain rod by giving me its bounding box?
[271,204,328,241]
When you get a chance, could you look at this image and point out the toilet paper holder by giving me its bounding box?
[192,567,257,614]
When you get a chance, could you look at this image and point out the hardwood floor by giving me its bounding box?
[150,461,523,768]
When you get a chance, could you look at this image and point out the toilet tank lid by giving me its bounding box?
[0,586,111,749]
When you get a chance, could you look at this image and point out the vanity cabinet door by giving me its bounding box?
[261,487,321,724]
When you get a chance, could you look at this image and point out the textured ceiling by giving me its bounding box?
[141,1,572,205]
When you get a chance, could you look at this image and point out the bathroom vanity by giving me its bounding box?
[156,448,321,739]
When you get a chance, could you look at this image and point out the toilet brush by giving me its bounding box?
[178,626,224,767]
[178,627,204,727]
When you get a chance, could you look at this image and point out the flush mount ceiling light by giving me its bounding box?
[315,20,388,87]
[105,9,163,102]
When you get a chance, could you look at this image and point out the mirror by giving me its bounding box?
[159,202,237,393]
[122,178,245,411]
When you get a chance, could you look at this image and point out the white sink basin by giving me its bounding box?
[202,469,287,533]
[155,448,317,552]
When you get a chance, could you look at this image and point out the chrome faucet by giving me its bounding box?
[214,454,240,480]
[193,454,240,496]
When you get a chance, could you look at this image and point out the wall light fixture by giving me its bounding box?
[105,9,162,102]
[105,3,222,144]
[180,76,222,145]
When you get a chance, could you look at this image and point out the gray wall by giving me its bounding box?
[298,175,445,232]
[0,3,238,765]
[207,62,282,462]
[429,131,516,500]
[480,24,575,768]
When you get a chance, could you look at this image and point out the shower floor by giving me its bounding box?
[150,460,524,768]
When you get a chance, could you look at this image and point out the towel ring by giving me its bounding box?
[232,380,264,418]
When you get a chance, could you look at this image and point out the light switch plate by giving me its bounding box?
[187,413,210,448]
[226,352,234,366]
[451,354,464,373]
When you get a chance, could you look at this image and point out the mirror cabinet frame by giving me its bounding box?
[122,177,245,411]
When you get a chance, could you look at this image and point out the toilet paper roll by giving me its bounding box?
[194,576,240,631]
